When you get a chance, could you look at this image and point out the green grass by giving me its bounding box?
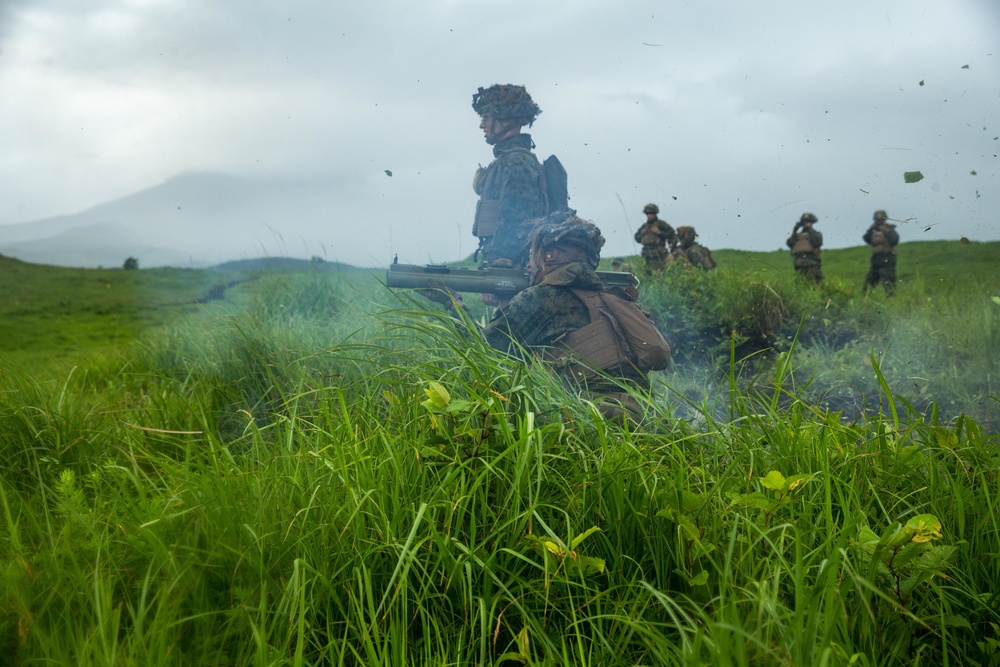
[0,244,998,665]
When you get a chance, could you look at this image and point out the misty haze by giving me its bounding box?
[1,1,998,664]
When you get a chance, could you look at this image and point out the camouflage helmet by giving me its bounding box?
[472,84,541,127]
[800,213,818,224]
[676,225,697,242]
[643,203,659,215]
[528,210,605,268]
[873,210,888,221]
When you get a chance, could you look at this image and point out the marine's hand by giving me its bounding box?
[416,282,462,308]
[488,258,514,269]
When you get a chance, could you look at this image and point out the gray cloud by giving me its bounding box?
[1,0,997,263]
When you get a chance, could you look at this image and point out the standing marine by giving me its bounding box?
[863,209,900,295]
[634,203,677,274]
[673,226,716,270]
[471,84,549,269]
[786,213,823,283]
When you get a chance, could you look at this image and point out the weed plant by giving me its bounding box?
[1,244,998,664]
[2,269,999,665]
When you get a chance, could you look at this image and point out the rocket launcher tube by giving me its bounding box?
[387,263,638,298]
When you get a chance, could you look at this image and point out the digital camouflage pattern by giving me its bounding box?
[483,262,599,355]
[863,216,900,294]
[483,261,650,421]
[634,216,677,274]
[473,133,547,267]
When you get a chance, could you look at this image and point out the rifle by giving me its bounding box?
[387,263,639,299]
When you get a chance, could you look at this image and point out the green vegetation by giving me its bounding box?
[1,243,998,665]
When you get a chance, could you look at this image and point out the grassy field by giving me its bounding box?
[1,242,998,665]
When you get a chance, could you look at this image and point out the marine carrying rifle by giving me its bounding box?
[387,263,639,299]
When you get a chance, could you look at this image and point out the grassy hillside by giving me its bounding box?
[0,255,381,371]
[1,244,998,665]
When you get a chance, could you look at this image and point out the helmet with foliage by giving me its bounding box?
[643,203,659,215]
[528,210,605,269]
[799,213,818,224]
[472,84,541,127]
[873,210,888,221]
[676,226,697,243]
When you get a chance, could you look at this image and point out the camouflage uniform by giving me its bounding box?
[863,211,899,295]
[487,213,670,422]
[786,214,823,283]
[673,226,716,270]
[473,133,547,267]
[484,261,650,421]
[634,205,677,274]
[472,84,548,269]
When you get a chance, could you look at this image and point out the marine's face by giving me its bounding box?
[480,114,516,145]
[646,212,657,222]
[526,245,556,285]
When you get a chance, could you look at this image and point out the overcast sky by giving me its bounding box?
[1,0,997,265]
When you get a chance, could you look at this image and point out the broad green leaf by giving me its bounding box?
[417,445,446,460]
[423,382,450,410]
[446,399,473,414]
[675,515,700,542]
[906,514,943,543]
[679,490,707,513]
[690,570,709,586]
[759,470,786,491]
[882,523,912,549]
[892,542,930,570]
[657,508,699,541]
[570,526,602,550]
[912,544,956,571]
[784,473,813,492]
[854,525,881,553]
[692,540,715,557]
[904,171,924,183]
[735,492,776,511]
[540,539,564,557]
[567,555,606,576]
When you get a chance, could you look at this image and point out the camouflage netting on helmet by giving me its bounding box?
[800,213,818,223]
[643,203,659,214]
[528,210,605,268]
[676,226,696,242]
[472,84,541,127]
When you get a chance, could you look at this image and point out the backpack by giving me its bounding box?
[550,289,670,381]
[542,155,568,213]
[697,244,717,270]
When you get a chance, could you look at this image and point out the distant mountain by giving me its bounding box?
[0,171,359,268]
[211,257,373,272]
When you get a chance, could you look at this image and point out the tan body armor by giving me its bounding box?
[545,288,670,384]
[472,147,544,239]
[790,231,819,256]
[868,227,897,255]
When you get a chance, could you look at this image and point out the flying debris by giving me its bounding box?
[903,171,924,183]
[384,170,393,177]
